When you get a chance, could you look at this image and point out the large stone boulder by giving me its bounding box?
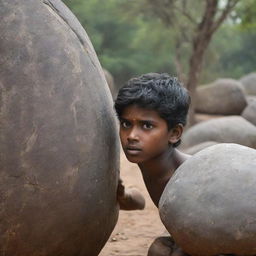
[240,72,256,96]
[246,95,256,105]
[183,141,218,155]
[0,1,119,255]
[159,144,256,255]
[181,116,256,149]
[242,99,256,126]
[103,68,116,98]
[195,113,224,124]
[195,79,247,115]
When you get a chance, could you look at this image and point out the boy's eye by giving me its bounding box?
[120,120,131,129]
[142,122,153,130]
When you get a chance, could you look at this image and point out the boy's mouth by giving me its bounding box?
[125,146,142,155]
[126,146,142,151]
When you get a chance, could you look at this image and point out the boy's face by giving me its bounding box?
[119,104,176,164]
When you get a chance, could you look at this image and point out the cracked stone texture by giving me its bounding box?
[0,0,119,255]
[159,143,256,255]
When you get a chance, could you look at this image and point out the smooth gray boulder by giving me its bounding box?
[159,143,256,255]
[0,0,119,255]
[183,141,218,155]
[242,100,256,126]
[103,68,116,98]
[195,113,224,123]
[195,79,247,115]
[181,116,256,149]
[246,95,256,104]
[240,72,256,96]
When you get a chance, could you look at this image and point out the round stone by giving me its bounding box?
[159,144,256,255]
[0,0,119,255]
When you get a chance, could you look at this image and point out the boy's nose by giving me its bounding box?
[127,128,139,141]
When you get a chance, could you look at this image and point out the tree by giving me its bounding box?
[126,0,240,124]
[63,0,176,86]
[236,0,256,27]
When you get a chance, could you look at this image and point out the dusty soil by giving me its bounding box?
[99,151,166,256]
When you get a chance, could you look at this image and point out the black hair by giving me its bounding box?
[114,73,191,147]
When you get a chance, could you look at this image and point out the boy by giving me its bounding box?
[114,73,191,256]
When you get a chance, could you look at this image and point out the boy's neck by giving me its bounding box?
[139,147,177,178]
[138,148,189,207]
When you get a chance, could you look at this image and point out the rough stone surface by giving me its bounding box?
[159,144,256,256]
[242,100,256,126]
[181,116,256,149]
[240,72,256,96]
[0,1,119,255]
[195,79,247,115]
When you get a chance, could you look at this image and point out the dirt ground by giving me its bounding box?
[99,151,167,256]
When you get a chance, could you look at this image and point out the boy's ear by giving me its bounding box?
[168,124,183,144]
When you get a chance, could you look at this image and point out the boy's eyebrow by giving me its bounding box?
[120,116,157,124]
[139,119,157,124]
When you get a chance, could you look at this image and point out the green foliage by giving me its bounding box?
[219,27,256,77]
[236,0,256,28]
[63,0,175,87]
[201,23,256,83]
[63,0,255,87]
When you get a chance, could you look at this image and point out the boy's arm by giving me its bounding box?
[117,178,145,211]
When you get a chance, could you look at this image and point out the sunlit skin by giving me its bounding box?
[119,104,190,207]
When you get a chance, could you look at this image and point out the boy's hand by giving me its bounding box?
[117,178,125,198]
[117,178,145,211]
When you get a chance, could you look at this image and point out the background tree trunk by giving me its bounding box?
[183,0,239,125]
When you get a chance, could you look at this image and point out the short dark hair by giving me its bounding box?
[114,73,191,147]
